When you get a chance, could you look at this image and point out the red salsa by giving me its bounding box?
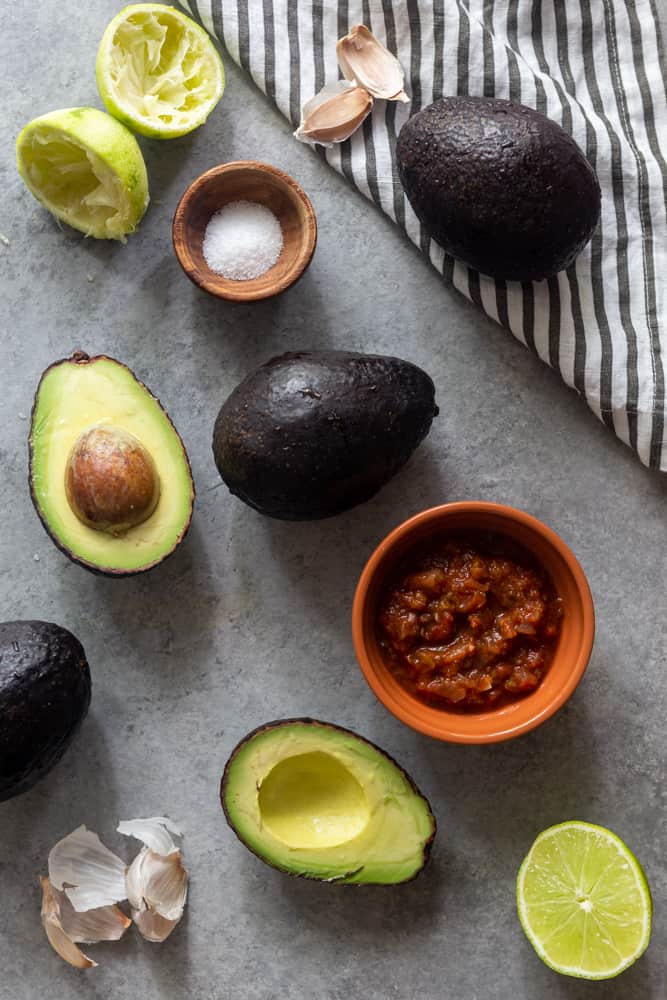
[377,536,563,710]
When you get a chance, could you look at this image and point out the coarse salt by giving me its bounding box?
[203,200,283,281]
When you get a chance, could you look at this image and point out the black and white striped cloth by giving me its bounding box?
[182,1,667,470]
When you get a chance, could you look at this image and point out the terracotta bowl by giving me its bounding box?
[352,502,594,744]
[172,161,317,302]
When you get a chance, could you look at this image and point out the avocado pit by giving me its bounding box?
[65,424,160,534]
[258,751,370,849]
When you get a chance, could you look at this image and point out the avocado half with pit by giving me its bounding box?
[0,621,91,802]
[221,719,436,884]
[212,351,438,520]
[29,353,194,575]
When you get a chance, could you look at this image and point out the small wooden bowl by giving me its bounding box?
[172,161,317,302]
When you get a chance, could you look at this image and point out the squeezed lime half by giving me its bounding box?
[16,107,149,240]
[96,3,225,139]
[517,821,652,980]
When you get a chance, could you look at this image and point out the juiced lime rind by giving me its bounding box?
[96,3,225,139]
[517,821,652,981]
[16,107,149,241]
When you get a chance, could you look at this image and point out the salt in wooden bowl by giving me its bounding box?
[172,161,317,303]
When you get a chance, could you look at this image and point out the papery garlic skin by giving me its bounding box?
[41,878,97,970]
[48,826,128,912]
[295,80,373,146]
[40,877,130,970]
[117,816,182,856]
[337,25,409,103]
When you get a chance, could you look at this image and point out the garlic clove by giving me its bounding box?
[117,816,182,856]
[126,847,188,940]
[141,851,188,920]
[336,24,409,103]
[48,826,128,912]
[295,80,373,146]
[40,877,130,969]
[131,909,180,944]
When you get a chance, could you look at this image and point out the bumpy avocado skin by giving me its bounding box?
[212,351,438,520]
[0,621,91,802]
[396,96,601,281]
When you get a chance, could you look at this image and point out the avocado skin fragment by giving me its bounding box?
[396,96,601,281]
[221,718,437,885]
[0,621,91,802]
[212,351,438,520]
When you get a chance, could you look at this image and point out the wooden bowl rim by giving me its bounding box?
[172,160,317,303]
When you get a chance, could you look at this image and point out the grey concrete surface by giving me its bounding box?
[2,3,666,998]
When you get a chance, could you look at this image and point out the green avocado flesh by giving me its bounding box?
[221,720,436,884]
[29,354,194,574]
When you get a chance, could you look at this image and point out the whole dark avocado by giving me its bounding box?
[0,621,91,802]
[396,96,601,281]
[212,351,438,520]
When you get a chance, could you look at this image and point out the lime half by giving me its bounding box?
[16,107,149,240]
[517,821,652,980]
[96,3,225,139]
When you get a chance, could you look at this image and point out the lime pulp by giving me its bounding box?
[516,821,652,980]
[96,3,225,139]
[16,107,149,240]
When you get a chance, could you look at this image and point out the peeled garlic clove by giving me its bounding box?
[126,847,188,940]
[117,816,182,856]
[295,80,373,146]
[40,878,130,969]
[48,826,128,912]
[336,24,409,103]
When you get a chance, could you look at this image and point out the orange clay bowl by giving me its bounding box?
[352,503,594,744]
[172,161,317,302]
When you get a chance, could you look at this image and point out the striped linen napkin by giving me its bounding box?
[181,1,667,470]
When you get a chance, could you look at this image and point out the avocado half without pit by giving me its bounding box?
[0,621,91,802]
[221,719,436,884]
[212,350,438,520]
[29,353,194,575]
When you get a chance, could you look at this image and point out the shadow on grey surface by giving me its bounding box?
[140,906,192,999]
[142,129,206,204]
[410,696,599,856]
[73,518,219,683]
[187,265,334,380]
[275,849,447,938]
[0,713,120,989]
[0,711,118,854]
[521,944,655,999]
[249,442,449,628]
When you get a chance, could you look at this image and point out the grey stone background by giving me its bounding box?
[1,2,665,998]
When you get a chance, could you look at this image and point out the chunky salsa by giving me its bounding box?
[377,536,562,710]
